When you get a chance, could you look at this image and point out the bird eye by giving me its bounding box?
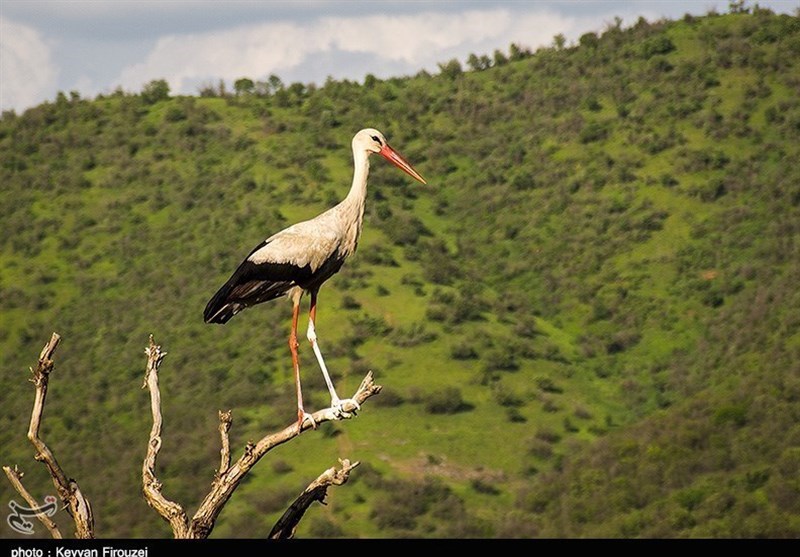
[371,135,383,146]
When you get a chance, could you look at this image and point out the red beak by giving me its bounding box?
[379,144,427,184]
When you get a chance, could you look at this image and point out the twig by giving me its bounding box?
[218,410,232,476]
[269,459,360,539]
[3,465,63,539]
[141,335,190,537]
[14,333,95,538]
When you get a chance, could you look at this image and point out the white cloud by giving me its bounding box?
[115,8,599,95]
[325,10,516,63]
[0,17,58,112]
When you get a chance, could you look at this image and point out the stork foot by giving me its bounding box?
[331,398,361,419]
[298,410,317,433]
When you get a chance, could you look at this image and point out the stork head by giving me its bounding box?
[354,128,427,184]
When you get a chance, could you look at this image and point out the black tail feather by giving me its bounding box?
[204,281,241,324]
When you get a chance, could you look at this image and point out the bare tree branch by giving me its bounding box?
[269,458,360,539]
[6,332,96,539]
[9,332,375,540]
[3,465,63,539]
[141,335,190,538]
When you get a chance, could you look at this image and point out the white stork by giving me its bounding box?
[204,128,426,431]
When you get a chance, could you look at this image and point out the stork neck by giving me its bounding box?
[335,147,370,253]
[346,148,370,207]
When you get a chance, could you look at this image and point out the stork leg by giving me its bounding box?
[307,289,361,418]
[290,289,315,432]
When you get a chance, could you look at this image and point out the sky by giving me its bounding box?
[1,0,797,113]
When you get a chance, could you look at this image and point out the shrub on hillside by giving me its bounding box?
[423,387,471,414]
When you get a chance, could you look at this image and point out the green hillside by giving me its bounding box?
[2,8,800,538]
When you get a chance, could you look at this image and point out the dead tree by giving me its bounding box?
[4,332,381,538]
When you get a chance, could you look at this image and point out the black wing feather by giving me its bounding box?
[203,243,313,324]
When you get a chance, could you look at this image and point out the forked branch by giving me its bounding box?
[3,332,95,539]
[142,335,381,538]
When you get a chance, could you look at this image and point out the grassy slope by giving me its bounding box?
[1,10,799,538]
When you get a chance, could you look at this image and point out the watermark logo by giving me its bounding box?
[7,496,57,535]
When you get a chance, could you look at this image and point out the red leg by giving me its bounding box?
[289,289,314,431]
[309,290,318,324]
